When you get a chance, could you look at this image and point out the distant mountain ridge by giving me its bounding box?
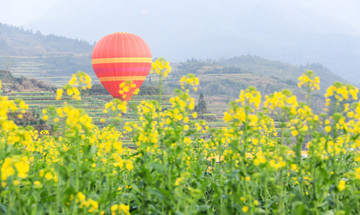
[0,22,92,55]
[216,56,349,93]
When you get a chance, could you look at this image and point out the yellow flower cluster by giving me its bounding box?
[151,57,172,78]
[66,87,81,100]
[69,72,92,89]
[56,71,92,100]
[169,95,196,119]
[253,151,267,166]
[264,89,298,112]
[290,105,317,137]
[0,97,28,121]
[110,203,130,215]
[130,101,160,148]
[337,180,346,191]
[355,167,360,180]
[56,88,63,100]
[237,86,261,110]
[104,99,127,117]
[76,192,99,213]
[0,97,33,152]
[39,168,59,182]
[1,156,30,186]
[91,127,134,172]
[298,70,320,91]
[180,73,200,91]
[325,83,358,106]
[53,106,94,135]
[268,157,287,170]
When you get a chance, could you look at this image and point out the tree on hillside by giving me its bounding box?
[195,92,207,115]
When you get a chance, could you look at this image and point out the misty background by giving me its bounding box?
[1,0,359,84]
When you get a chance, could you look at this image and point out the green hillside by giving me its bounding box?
[0,23,94,85]
[0,23,91,55]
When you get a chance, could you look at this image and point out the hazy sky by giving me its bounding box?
[1,0,359,35]
[1,0,360,82]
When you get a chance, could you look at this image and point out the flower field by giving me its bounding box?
[1,59,360,214]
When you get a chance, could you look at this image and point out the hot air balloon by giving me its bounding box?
[91,32,152,101]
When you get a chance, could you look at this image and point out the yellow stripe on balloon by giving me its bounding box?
[98,76,147,82]
[92,57,152,64]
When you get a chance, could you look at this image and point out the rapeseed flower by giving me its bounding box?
[338,180,346,191]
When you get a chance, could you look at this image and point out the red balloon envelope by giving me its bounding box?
[91,32,152,101]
